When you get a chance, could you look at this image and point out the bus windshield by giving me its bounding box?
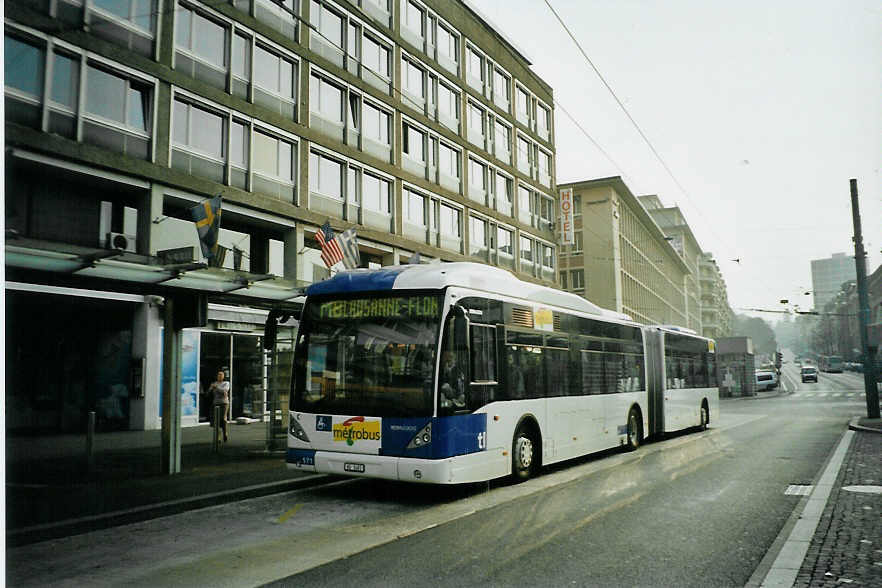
[293,294,442,417]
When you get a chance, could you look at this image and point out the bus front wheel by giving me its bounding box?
[512,425,537,481]
[626,408,643,451]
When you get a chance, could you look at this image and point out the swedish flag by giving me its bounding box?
[190,196,222,261]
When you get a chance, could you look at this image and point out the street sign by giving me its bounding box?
[158,246,196,264]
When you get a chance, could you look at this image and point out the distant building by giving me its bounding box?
[639,195,703,333]
[811,253,856,311]
[557,177,690,326]
[699,253,733,340]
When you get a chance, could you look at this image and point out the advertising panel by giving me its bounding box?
[560,187,574,245]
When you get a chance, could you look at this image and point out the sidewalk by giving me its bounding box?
[793,417,882,587]
[5,421,329,546]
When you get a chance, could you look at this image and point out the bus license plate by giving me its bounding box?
[344,462,365,473]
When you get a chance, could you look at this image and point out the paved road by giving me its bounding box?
[7,389,866,587]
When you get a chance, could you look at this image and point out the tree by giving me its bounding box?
[732,314,778,357]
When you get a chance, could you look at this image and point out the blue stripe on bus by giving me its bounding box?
[306,266,409,296]
[381,415,487,459]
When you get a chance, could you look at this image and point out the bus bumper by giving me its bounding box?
[287,448,508,484]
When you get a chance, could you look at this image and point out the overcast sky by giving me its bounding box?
[473,0,882,320]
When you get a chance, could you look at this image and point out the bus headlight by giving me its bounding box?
[289,415,311,442]
[406,422,432,449]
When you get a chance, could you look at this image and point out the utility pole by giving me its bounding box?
[849,179,880,418]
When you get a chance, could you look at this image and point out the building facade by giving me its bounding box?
[810,252,857,312]
[638,195,703,333]
[699,252,733,339]
[4,0,558,432]
[557,177,689,326]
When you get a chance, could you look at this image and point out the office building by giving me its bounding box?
[5,0,557,432]
[810,252,857,311]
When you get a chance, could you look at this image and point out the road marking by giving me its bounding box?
[784,485,813,496]
[760,429,854,587]
[277,503,303,524]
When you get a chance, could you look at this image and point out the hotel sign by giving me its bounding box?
[559,188,574,245]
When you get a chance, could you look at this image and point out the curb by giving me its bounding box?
[847,416,882,435]
[6,473,332,547]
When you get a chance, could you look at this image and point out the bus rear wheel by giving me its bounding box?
[512,425,537,481]
[626,408,642,451]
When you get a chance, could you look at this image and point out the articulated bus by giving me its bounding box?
[287,262,719,484]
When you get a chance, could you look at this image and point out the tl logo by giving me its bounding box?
[332,416,381,446]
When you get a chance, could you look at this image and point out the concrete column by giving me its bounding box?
[382,250,400,266]
[161,298,182,475]
[130,298,163,431]
[283,225,304,280]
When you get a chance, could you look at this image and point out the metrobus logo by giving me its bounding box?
[333,416,381,446]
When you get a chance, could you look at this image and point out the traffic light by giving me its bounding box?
[775,351,783,368]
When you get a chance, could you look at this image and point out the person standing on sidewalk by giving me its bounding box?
[209,370,231,442]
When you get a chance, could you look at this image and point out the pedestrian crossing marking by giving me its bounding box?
[785,485,813,496]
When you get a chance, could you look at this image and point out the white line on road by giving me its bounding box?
[759,428,854,587]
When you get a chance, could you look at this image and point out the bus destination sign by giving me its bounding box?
[318,296,440,320]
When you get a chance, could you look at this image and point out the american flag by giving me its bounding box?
[315,221,344,268]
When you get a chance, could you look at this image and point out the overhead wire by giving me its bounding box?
[542,0,740,262]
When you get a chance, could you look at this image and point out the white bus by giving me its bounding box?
[287,262,719,484]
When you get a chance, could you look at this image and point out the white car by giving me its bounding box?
[755,370,779,391]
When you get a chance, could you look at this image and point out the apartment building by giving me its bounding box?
[699,252,733,339]
[557,177,689,326]
[4,0,557,432]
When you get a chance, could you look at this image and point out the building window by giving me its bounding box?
[572,232,583,253]
[437,80,460,129]
[175,5,228,89]
[311,0,344,49]
[84,0,156,55]
[438,141,460,181]
[362,172,391,215]
[253,44,297,116]
[494,171,513,216]
[404,188,426,226]
[517,134,532,175]
[560,271,568,289]
[468,101,485,147]
[571,269,585,290]
[402,122,426,163]
[362,100,391,146]
[573,193,582,217]
[492,67,510,110]
[469,216,487,257]
[439,203,461,238]
[402,0,425,40]
[252,129,295,198]
[468,157,487,203]
[541,243,554,269]
[518,184,532,224]
[231,32,251,98]
[173,99,225,161]
[309,73,344,123]
[520,235,534,265]
[466,45,484,90]
[537,102,551,139]
[516,84,531,126]
[538,193,554,230]
[538,149,551,186]
[83,63,152,159]
[497,227,513,256]
[436,23,459,71]
[246,0,298,42]
[492,117,512,164]
[362,33,391,80]
[308,151,344,200]
[401,54,426,108]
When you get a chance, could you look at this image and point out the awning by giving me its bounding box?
[5,236,307,311]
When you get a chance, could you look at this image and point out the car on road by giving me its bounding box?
[755,369,778,391]
[801,365,818,383]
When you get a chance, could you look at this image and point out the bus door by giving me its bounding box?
[645,329,665,437]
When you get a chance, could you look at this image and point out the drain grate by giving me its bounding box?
[785,484,814,496]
